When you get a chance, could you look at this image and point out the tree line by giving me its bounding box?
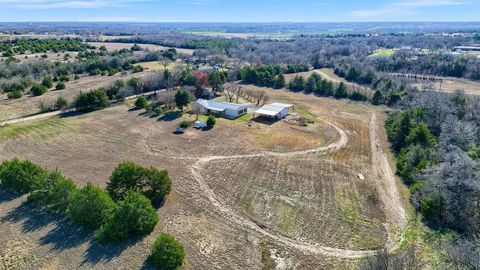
[386,91,480,269]
[0,158,184,270]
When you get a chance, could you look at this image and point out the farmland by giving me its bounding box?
[0,86,405,269]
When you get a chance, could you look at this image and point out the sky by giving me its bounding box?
[0,0,479,22]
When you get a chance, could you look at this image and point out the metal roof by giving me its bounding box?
[255,103,293,116]
[196,99,248,112]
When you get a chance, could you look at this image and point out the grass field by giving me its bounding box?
[369,48,398,57]
[0,87,402,269]
[0,71,151,122]
[87,42,195,55]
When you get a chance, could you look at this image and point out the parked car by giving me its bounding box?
[173,127,186,134]
[193,120,207,129]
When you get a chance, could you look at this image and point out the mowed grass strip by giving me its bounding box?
[0,117,77,142]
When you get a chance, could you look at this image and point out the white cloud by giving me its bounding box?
[0,0,152,9]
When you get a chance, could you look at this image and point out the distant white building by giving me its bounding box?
[195,99,248,119]
[255,103,294,119]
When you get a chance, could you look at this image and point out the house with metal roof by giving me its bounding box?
[255,103,294,119]
[195,99,248,119]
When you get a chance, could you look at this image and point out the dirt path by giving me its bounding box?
[0,110,63,126]
[0,90,164,127]
[369,112,407,250]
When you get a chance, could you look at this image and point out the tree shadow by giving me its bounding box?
[158,111,182,122]
[39,218,93,251]
[58,111,90,119]
[252,116,280,126]
[80,235,145,267]
[0,188,24,203]
[2,200,55,233]
[140,259,156,270]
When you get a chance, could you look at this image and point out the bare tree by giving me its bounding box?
[224,83,241,103]
[190,101,202,120]
[159,57,170,70]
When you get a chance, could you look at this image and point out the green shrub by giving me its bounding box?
[96,191,158,242]
[149,233,185,270]
[28,170,77,213]
[7,90,22,99]
[30,83,47,96]
[68,183,116,228]
[143,168,172,204]
[206,115,216,128]
[54,96,69,111]
[135,96,149,109]
[55,81,66,90]
[42,76,53,88]
[420,193,444,222]
[106,161,171,203]
[107,161,145,201]
[0,158,45,193]
[74,88,110,112]
[179,121,190,129]
[59,75,70,82]
[396,144,430,185]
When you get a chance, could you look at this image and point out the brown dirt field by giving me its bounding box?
[412,76,480,96]
[87,42,194,56]
[0,71,151,122]
[0,88,398,269]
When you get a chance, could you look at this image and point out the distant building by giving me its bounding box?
[195,99,248,119]
[454,45,480,52]
[401,46,413,51]
[255,103,294,119]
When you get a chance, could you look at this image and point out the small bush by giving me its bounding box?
[30,83,47,96]
[28,170,77,213]
[74,88,110,112]
[135,96,149,109]
[7,90,22,99]
[54,96,69,111]
[42,76,53,88]
[68,183,116,228]
[0,158,45,193]
[149,233,185,270]
[96,191,159,242]
[59,75,70,82]
[55,81,66,90]
[206,115,216,128]
[106,161,171,203]
[179,121,190,129]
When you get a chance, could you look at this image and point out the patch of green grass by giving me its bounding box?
[275,200,302,237]
[295,104,317,123]
[0,117,76,142]
[370,48,398,57]
[348,229,381,249]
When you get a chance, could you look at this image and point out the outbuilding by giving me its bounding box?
[195,99,248,119]
[255,103,294,119]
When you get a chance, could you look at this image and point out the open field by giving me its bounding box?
[87,42,195,55]
[413,76,480,96]
[388,73,480,96]
[137,59,185,71]
[0,86,405,269]
[0,71,151,122]
[369,48,398,57]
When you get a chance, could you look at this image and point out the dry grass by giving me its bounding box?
[0,71,150,122]
[412,76,480,96]
[0,88,392,269]
[87,42,194,55]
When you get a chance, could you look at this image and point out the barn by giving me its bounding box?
[195,99,248,119]
[255,103,294,119]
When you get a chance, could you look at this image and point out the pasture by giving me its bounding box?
[0,87,402,269]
